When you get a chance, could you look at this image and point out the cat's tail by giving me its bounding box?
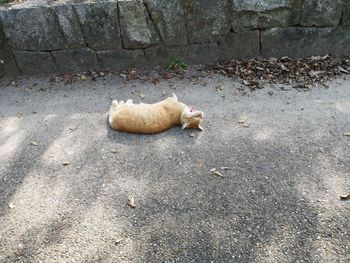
[108,100,119,126]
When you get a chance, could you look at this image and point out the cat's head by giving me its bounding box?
[181,107,204,131]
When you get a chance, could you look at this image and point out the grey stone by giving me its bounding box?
[300,0,342,26]
[143,0,187,46]
[97,49,145,70]
[14,51,57,74]
[182,0,230,44]
[7,0,49,8]
[261,27,350,58]
[74,1,121,50]
[219,31,260,60]
[184,43,219,64]
[231,0,300,31]
[144,46,185,66]
[52,4,85,48]
[118,0,160,49]
[0,6,66,51]
[343,2,350,25]
[0,26,18,77]
[52,48,98,72]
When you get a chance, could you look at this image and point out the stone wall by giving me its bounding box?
[0,0,349,76]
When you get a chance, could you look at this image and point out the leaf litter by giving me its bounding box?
[207,55,350,90]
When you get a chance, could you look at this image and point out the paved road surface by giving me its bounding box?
[0,72,349,262]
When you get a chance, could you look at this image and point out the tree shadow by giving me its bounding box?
[1,78,349,262]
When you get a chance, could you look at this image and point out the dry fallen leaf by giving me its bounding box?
[340,193,350,200]
[189,132,195,137]
[242,80,251,86]
[338,66,349,74]
[216,84,224,91]
[197,159,205,168]
[343,132,350,136]
[62,161,70,165]
[221,166,230,171]
[127,195,135,208]
[30,141,38,146]
[80,75,86,80]
[8,203,14,209]
[115,238,124,245]
[238,119,246,124]
[212,170,224,177]
[139,93,146,99]
[111,149,117,153]
[210,168,224,177]
[243,123,250,128]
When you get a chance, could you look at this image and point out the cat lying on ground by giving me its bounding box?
[108,94,204,134]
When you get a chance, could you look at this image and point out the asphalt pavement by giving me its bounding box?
[0,71,349,262]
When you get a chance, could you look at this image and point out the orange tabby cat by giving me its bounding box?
[108,94,204,134]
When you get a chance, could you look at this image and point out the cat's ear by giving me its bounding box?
[172,93,178,102]
[182,123,189,129]
[198,124,204,131]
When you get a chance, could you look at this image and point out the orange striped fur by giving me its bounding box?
[108,94,204,134]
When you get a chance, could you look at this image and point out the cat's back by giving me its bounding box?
[111,101,176,133]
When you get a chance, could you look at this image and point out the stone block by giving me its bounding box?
[182,0,230,44]
[97,49,145,70]
[261,27,350,58]
[231,0,300,31]
[219,31,260,60]
[0,6,66,50]
[144,46,185,66]
[0,26,19,77]
[184,43,219,64]
[118,0,160,49]
[14,51,57,74]
[143,0,187,46]
[74,1,121,50]
[300,0,342,26]
[52,4,85,48]
[52,48,98,72]
[343,2,350,25]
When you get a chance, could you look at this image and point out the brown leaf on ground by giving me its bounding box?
[216,84,224,91]
[115,238,124,245]
[212,170,224,177]
[62,161,70,165]
[30,141,38,146]
[339,193,350,200]
[197,160,205,168]
[127,196,136,208]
